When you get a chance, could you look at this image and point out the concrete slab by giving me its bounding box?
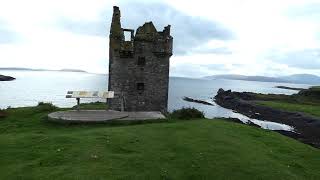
[122,111,166,120]
[47,110,166,124]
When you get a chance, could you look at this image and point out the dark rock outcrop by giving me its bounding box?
[275,86,305,91]
[215,88,320,148]
[298,88,320,99]
[183,97,214,106]
[0,75,15,81]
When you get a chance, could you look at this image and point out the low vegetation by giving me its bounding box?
[0,104,319,179]
[298,86,320,100]
[257,101,320,118]
[243,86,320,105]
[169,107,205,119]
[255,87,320,118]
[0,109,7,118]
[36,102,58,112]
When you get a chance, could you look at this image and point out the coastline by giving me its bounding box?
[215,88,320,148]
[275,86,306,91]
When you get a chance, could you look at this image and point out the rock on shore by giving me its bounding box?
[183,96,214,106]
[0,75,15,81]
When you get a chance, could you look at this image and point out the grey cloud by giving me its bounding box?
[193,47,232,55]
[200,64,228,71]
[269,49,320,70]
[56,18,107,37]
[0,21,19,44]
[287,3,320,18]
[231,64,246,68]
[171,64,210,77]
[57,2,234,55]
[199,63,247,72]
[287,3,320,42]
[171,63,239,77]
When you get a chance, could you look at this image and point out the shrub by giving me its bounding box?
[36,102,58,112]
[169,107,205,120]
[72,101,107,110]
[0,109,7,118]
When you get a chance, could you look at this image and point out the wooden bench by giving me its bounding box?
[66,91,114,110]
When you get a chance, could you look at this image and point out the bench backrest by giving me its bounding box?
[66,91,114,98]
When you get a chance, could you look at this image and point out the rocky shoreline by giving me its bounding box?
[215,89,320,148]
[275,86,306,91]
[0,75,15,81]
[183,96,214,106]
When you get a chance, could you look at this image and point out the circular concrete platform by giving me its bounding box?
[47,110,166,124]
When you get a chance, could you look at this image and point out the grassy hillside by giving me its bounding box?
[256,87,320,118]
[256,101,320,118]
[0,105,319,179]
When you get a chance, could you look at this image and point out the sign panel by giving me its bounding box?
[66,91,114,98]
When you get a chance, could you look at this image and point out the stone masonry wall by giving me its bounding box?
[108,6,172,112]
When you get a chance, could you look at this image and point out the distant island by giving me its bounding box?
[204,74,320,85]
[204,74,288,83]
[0,75,15,81]
[0,67,87,73]
[59,69,87,73]
[275,86,306,91]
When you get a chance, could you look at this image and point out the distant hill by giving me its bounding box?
[59,69,87,73]
[0,67,33,71]
[0,67,87,73]
[204,74,320,84]
[204,74,289,83]
[280,74,320,84]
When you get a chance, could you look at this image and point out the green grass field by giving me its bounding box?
[0,104,319,179]
[253,86,320,118]
[256,101,320,118]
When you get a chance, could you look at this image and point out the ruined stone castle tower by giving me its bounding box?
[108,6,173,112]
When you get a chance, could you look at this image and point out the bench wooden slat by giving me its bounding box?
[65,91,114,99]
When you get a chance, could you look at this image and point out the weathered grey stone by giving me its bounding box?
[108,6,173,112]
[47,110,166,123]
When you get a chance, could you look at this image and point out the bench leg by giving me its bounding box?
[106,99,108,111]
[76,98,80,111]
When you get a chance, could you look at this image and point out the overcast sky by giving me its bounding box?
[0,0,319,77]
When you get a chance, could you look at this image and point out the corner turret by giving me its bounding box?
[110,6,124,50]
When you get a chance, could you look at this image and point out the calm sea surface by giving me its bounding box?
[0,70,311,119]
